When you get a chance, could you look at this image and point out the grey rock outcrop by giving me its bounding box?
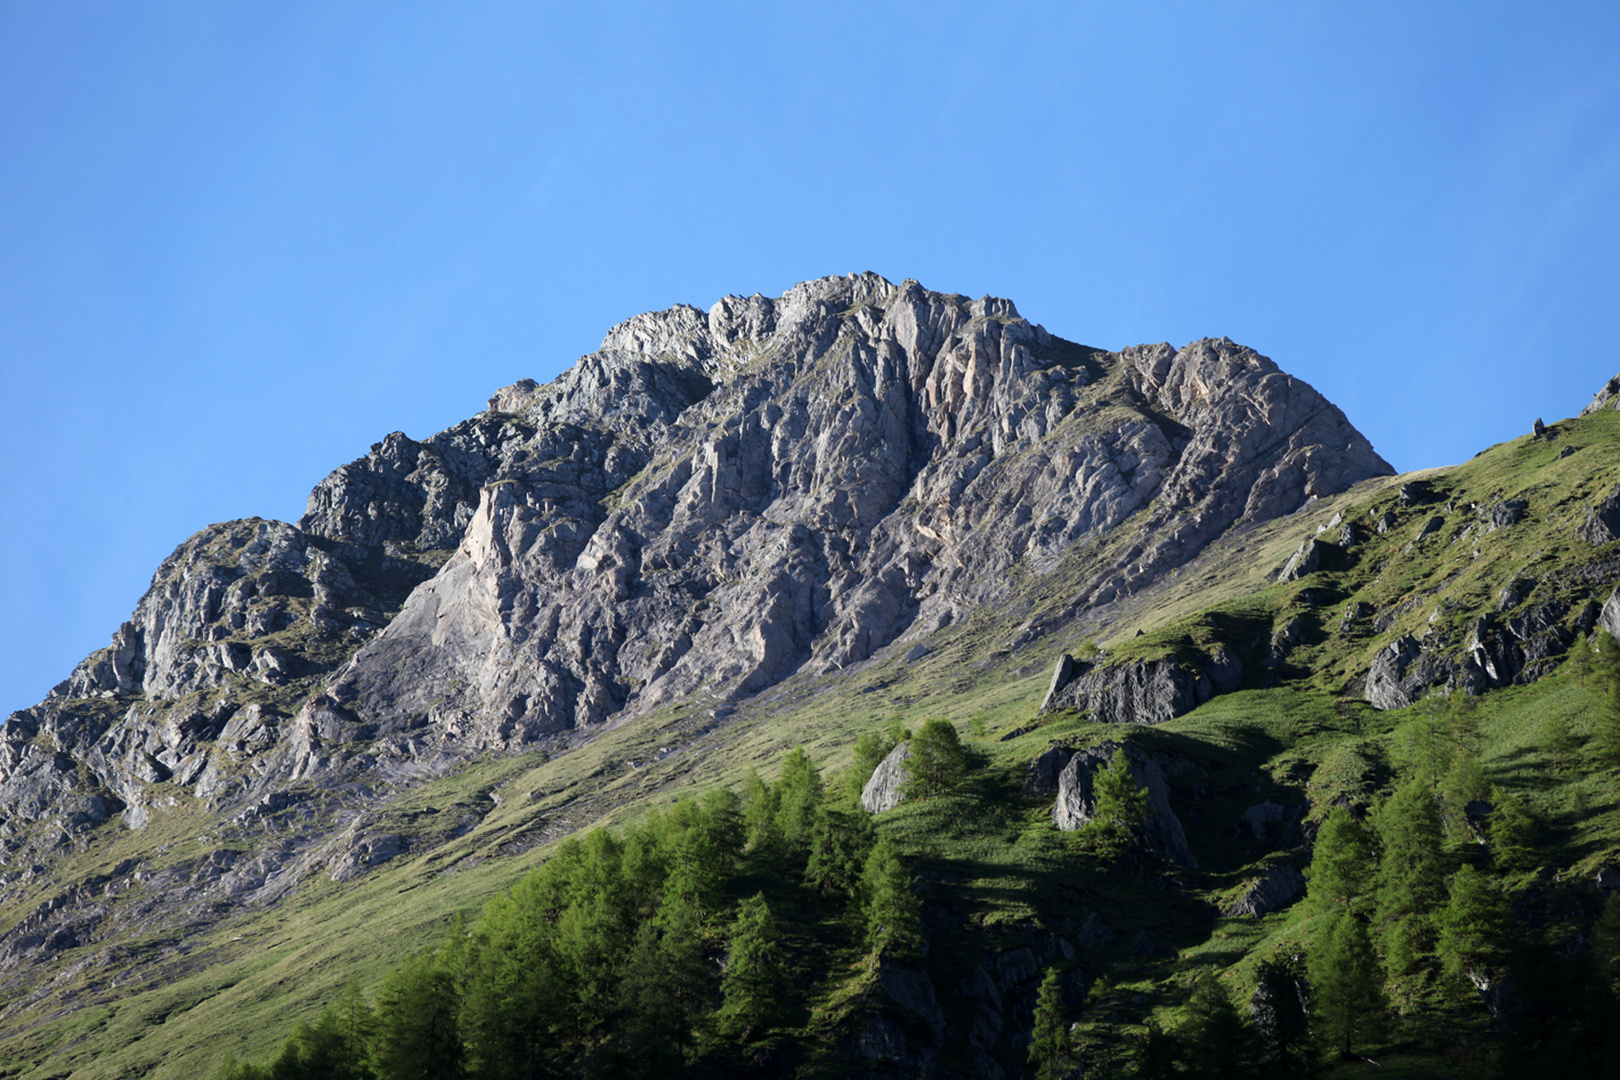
[1047,742,1196,867]
[862,742,913,814]
[1579,484,1620,544]
[1581,373,1620,416]
[1225,864,1305,917]
[1042,647,1243,724]
[1277,537,1323,582]
[11,276,1390,823]
[1366,634,1449,709]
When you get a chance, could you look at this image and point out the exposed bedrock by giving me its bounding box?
[1039,647,1243,725]
[1028,741,1197,867]
[4,274,1391,846]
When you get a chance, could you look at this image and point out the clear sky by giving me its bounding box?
[2,1,1618,713]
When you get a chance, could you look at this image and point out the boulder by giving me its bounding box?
[861,742,913,814]
[1049,742,1196,867]
[1225,865,1305,917]
[1043,647,1242,725]
[1038,653,1078,714]
[1365,635,1425,710]
[1579,484,1620,545]
[1602,587,1620,642]
[1277,537,1322,582]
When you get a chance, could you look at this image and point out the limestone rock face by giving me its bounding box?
[9,275,1393,855]
[295,275,1387,762]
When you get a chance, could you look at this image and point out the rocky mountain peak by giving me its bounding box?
[0,275,1396,997]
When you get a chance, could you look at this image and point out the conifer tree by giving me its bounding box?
[902,718,967,798]
[1487,789,1538,872]
[1542,712,1577,773]
[1436,864,1508,1001]
[603,920,688,1080]
[371,951,465,1080]
[1305,806,1374,917]
[860,836,921,958]
[1373,778,1448,999]
[1391,703,1451,790]
[1075,747,1149,862]
[715,893,789,1045]
[1250,950,1312,1079]
[1179,970,1258,1080]
[741,768,782,854]
[804,806,875,901]
[772,747,824,856]
[1028,967,1076,1080]
[1439,747,1489,842]
[1308,907,1384,1060]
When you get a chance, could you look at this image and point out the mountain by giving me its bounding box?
[1,273,1616,1079]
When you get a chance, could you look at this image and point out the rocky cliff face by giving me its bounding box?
[0,273,1394,1025]
[320,275,1388,763]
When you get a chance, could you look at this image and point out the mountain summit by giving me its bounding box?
[18,274,1389,820]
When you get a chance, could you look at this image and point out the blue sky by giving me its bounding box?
[2,1,1618,712]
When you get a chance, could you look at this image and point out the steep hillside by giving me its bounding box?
[0,274,1615,1078]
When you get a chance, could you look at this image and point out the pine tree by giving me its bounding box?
[1373,778,1448,1001]
[371,951,465,1080]
[1250,950,1312,1079]
[602,920,688,1080]
[860,837,921,957]
[1487,789,1538,872]
[1542,712,1577,773]
[1436,864,1508,1002]
[461,888,565,1077]
[1305,806,1374,917]
[1308,908,1385,1060]
[901,718,967,798]
[804,806,875,901]
[1075,747,1149,862]
[1391,703,1451,790]
[772,747,824,857]
[715,894,789,1045]
[1178,970,1258,1080]
[1028,967,1076,1080]
[1439,747,1489,842]
[741,768,781,854]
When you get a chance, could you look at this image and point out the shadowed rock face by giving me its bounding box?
[0,273,1388,929]
[1041,741,1197,867]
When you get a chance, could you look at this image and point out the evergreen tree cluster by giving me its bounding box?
[1291,695,1620,1074]
[221,747,923,1080]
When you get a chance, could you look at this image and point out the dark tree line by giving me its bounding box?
[221,743,942,1080]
